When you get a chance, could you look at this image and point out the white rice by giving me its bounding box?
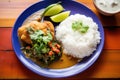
[55,14,101,58]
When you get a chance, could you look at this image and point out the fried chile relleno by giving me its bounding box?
[18,21,55,44]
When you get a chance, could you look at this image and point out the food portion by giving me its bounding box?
[43,2,64,16]
[95,0,120,13]
[50,11,71,22]
[18,2,101,69]
[18,21,54,44]
[18,21,63,66]
[56,14,101,58]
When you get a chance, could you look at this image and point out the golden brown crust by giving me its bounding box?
[18,21,55,44]
[44,21,55,37]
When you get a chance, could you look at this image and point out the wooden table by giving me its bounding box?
[0,0,120,79]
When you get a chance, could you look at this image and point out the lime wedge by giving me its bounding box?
[50,11,71,22]
[43,3,64,16]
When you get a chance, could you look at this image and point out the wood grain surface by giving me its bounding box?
[0,0,120,79]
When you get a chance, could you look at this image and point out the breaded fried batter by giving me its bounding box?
[18,21,54,44]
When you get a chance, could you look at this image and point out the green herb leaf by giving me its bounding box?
[30,30,44,41]
[72,21,89,33]
[43,31,52,44]
[23,29,62,66]
[29,30,53,55]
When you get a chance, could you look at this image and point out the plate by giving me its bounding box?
[12,0,104,78]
